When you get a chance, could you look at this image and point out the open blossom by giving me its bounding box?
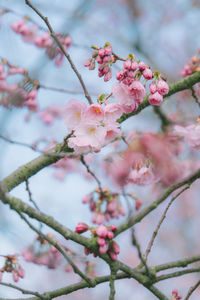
[75,222,89,234]
[112,81,146,113]
[65,100,122,152]
[173,123,200,150]
[128,166,159,186]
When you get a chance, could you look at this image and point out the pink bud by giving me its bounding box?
[84,59,91,67]
[106,231,114,239]
[98,48,105,57]
[157,79,169,95]
[75,222,89,234]
[82,194,91,203]
[149,81,157,94]
[148,91,163,106]
[84,247,91,255]
[104,71,112,82]
[103,55,111,63]
[123,60,132,70]
[111,241,120,254]
[12,270,19,282]
[138,61,146,70]
[97,55,103,64]
[135,199,142,210]
[143,68,153,80]
[99,242,109,254]
[104,46,112,56]
[0,271,2,281]
[96,225,108,238]
[110,225,117,231]
[89,60,95,70]
[97,237,106,246]
[116,70,125,81]
[131,61,138,71]
[109,250,118,261]
[18,265,25,278]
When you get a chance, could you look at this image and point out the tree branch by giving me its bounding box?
[115,168,200,236]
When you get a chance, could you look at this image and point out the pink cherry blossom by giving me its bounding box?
[75,222,89,233]
[148,91,163,106]
[157,78,169,95]
[64,99,87,130]
[174,123,200,150]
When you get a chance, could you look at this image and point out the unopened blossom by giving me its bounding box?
[142,68,153,80]
[148,91,163,106]
[99,242,109,254]
[157,78,169,95]
[75,222,89,234]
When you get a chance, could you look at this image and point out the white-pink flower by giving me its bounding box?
[64,99,87,130]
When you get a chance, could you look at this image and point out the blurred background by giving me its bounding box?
[0,0,200,299]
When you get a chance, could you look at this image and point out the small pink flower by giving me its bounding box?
[75,222,89,234]
[148,92,163,106]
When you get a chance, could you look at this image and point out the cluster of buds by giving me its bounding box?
[171,289,182,300]
[148,74,169,106]
[75,223,120,261]
[11,18,72,66]
[181,50,200,77]
[82,188,125,224]
[84,43,114,82]
[0,60,39,111]
[22,234,62,269]
[0,254,25,282]
[116,54,153,86]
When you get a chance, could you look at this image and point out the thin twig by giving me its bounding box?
[131,228,151,276]
[17,211,95,287]
[191,86,200,106]
[25,0,93,105]
[184,279,200,300]
[144,185,189,261]
[80,155,103,194]
[0,282,45,299]
[39,83,98,96]
[25,179,40,211]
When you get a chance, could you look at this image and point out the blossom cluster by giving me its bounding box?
[84,43,114,81]
[22,235,62,269]
[82,188,125,224]
[65,100,123,153]
[0,61,38,111]
[0,255,25,282]
[181,50,200,77]
[171,289,182,300]
[11,18,72,66]
[103,131,193,188]
[75,223,120,260]
[173,121,200,150]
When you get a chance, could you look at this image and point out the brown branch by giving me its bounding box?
[80,155,103,194]
[25,0,93,105]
